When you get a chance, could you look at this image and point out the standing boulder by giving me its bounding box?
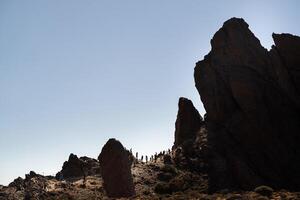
[98,138,135,198]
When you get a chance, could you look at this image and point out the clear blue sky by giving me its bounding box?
[0,0,299,185]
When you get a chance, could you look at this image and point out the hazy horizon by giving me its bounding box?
[1,0,299,185]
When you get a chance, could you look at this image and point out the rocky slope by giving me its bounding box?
[2,145,300,200]
[1,17,300,199]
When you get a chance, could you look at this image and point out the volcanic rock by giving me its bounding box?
[79,156,101,175]
[25,171,45,181]
[173,97,203,149]
[194,17,300,191]
[56,154,100,180]
[56,154,85,180]
[98,138,135,198]
[8,177,24,191]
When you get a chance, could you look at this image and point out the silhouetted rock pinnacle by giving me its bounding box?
[98,138,135,198]
[173,97,203,149]
[194,17,300,191]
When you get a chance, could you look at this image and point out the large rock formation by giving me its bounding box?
[173,97,203,149]
[194,17,300,191]
[98,138,135,198]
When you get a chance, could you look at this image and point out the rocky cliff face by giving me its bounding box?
[194,17,300,191]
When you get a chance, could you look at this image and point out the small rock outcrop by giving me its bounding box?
[56,154,100,180]
[194,17,300,191]
[8,177,24,191]
[173,97,203,149]
[56,154,85,180]
[98,138,135,198]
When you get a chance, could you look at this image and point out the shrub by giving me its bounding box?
[169,176,189,192]
[226,194,243,200]
[154,182,172,194]
[160,164,177,175]
[254,185,274,197]
[157,172,173,182]
[163,155,172,164]
[142,189,151,195]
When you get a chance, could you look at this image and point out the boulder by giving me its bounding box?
[98,138,135,198]
[194,17,300,191]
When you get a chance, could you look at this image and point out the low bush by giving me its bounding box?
[254,185,273,197]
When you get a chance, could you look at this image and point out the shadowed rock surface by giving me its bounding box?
[98,138,135,198]
[172,97,208,173]
[8,177,24,191]
[55,154,100,180]
[173,97,203,149]
[194,17,300,191]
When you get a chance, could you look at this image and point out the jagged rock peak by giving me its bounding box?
[210,18,263,52]
[194,17,300,191]
[173,97,203,149]
[55,153,100,180]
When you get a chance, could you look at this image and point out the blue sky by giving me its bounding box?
[0,0,299,185]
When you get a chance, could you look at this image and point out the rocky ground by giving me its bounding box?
[1,132,300,200]
[1,156,300,199]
